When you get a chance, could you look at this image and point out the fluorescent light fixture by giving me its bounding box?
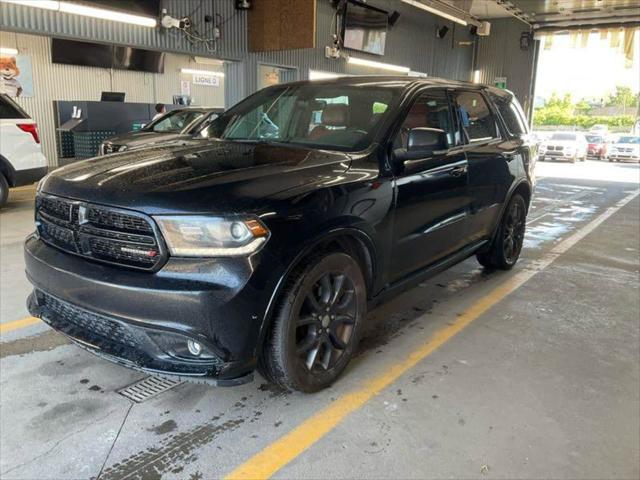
[347,56,410,74]
[1,0,157,27]
[0,47,19,55]
[309,70,343,80]
[401,0,468,26]
[181,68,225,77]
[473,69,481,83]
[193,56,225,66]
[2,0,59,10]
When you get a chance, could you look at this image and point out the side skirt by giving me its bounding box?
[369,239,488,309]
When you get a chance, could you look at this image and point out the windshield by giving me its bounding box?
[145,110,205,133]
[585,135,603,143]
[199,84,399,151]
[617,136,640,144]
[551,133,577,141]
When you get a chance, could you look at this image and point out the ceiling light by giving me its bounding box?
[401,0,468,26]
[473,69,481,83]
[309,70,343,80]
[0,47,19,55]
[1,0,157,27]
[347,56,410,73]
[181,68,225,77]
[2,0,59,10]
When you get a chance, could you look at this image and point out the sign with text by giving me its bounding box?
[192,74,220,87]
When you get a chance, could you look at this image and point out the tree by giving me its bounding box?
[606,86,639,111]
[575,99,592,114]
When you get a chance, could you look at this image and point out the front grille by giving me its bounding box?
[35,291,220,376]
[41,291,139,347]
[36,194,165,271]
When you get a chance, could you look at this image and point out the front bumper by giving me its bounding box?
[25,235,282,384]
[540,152,576,161]
[609,154,640,162]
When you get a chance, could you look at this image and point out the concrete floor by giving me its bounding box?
[0,160,638,479]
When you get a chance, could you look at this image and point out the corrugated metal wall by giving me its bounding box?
[1,0,475,93]
[476,18,539,118]
[1,0,477,163]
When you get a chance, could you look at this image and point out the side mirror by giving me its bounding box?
[394,127,449,162]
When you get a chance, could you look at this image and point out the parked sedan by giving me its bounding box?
[607,136,640,162]
[99,107,223,155]
[539,132,588,163]
[585,134,606,160]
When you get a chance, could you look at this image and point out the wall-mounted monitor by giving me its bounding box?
[101,91,125,102]
[52,39,165,74]
[342,0,388,56]
[113,46,165,74]
[51,39,113,69]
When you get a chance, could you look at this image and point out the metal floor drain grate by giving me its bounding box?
[118,376,183,403]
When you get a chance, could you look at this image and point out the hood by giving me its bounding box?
[105,131,188,149]
[41,139,352,215]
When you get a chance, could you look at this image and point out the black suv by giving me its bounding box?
[25,77,535,392]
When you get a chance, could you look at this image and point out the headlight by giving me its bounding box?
[155,216,269,257]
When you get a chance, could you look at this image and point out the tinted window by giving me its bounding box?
[454,91,498,142]
[395,90,454,149]
[200,84,399,151]
[617,136,640,144]
[493,96,528,136]
[585,135,603,143]
[0,94,29,119]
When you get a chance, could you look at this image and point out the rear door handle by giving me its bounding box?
[449,165,468,177]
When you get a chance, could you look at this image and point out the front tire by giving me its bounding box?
[0,173,9,208]
[477,194,527,270]
[259,251,367,392]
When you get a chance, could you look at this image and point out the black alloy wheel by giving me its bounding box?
[477,193,527,270]
[502,197,526,266]
[259,252,366,392]
[296,271,357,372]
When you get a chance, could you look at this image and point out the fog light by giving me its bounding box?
[187,340,202,356]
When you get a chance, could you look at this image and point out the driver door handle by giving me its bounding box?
[449,165,468,177]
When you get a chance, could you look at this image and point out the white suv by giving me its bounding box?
[0,94,47,207]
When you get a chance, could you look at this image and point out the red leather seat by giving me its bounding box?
[309,104,349,140]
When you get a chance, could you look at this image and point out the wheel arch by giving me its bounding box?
[484,179,532,249]
[255,226,377,356]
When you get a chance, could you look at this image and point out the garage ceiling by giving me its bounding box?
[468,0,640,30]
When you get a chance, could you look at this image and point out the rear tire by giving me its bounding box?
[477,194,527,271]
[259,251,367,393]
[0,173,9,208]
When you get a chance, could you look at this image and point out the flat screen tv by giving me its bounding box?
[342,0,388,56]
[52,39,165,74]
[52,39,113,69]
[113,46,165,74]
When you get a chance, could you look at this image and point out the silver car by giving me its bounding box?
[100,107,223,155]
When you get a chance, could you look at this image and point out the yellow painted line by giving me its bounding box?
[10,184,37,192]
[0,316,40,334]
[226,188,640,480]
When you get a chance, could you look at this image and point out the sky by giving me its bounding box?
[535,30,640,102]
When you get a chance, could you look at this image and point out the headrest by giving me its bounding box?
[321,104,348,127]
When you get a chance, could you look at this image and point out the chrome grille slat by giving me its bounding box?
[36,194,165,271]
